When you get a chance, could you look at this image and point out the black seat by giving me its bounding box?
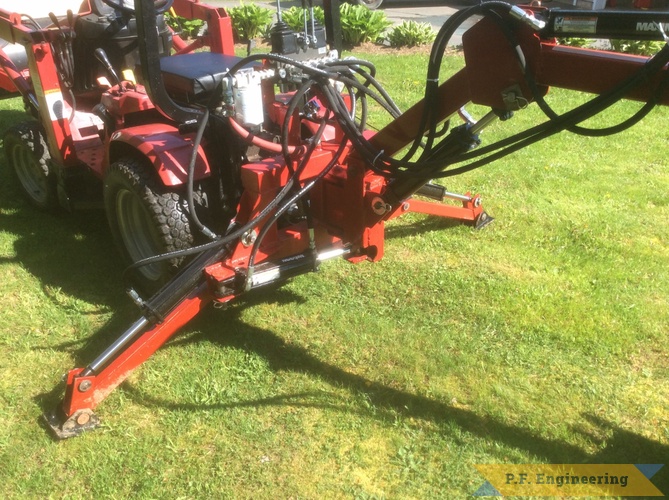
[160,52,246,104]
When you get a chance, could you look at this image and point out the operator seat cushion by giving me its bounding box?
[160,52,251,104]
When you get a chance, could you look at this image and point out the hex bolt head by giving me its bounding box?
[78,380,92,392]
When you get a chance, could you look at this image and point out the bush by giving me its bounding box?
[339,3,392,46]
[387,21,435,48]
[280,6,325,32]
[228,2,274,42]
[164,12,205,39]
[557,37,589,48]
[609,39,664,56]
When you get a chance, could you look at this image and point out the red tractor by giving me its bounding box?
[0,0,667,437]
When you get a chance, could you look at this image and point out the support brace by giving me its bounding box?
[387,191,492,229]
[45,285,213,439]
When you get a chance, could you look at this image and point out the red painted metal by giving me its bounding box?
[370,69,472,155]
[26,42,77,166]
[171,0,235,55]
[537,43,669,105]
[108,123,211,185]
[387,194,484,224]
[61,285,213,416]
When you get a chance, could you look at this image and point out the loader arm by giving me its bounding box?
[45,0,669,438]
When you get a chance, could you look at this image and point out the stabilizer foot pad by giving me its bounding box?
[43,408,100,440]
[475,211,494,230]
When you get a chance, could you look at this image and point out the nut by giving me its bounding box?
[241,230,257,247]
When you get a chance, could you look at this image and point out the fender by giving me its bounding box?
[109,123,210,187]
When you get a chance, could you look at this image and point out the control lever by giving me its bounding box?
[302,0,308,37]
[275,0,283,22]
[308,0,316,41]
[94,48,121,86]
[48,12,75,90]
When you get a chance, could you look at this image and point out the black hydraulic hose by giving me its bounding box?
[485,7,669,138]
[342,81,361,128]
[320,66,366,129]
[529,57,669,137]
[318,81,395,175]
[185,107,219,240]
[280,78,317,170]
[323,59,401,117]
[326,68,401,118]
[247,108,338,277]
[123,150,304,285]
[343,6,669,180]
[413,1,521,161]
[416,4,486,160]
[408,44,669,179]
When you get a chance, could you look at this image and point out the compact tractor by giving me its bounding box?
[0,0,667,438]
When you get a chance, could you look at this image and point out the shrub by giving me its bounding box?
[557,37,589,48]
[609,39,664,56]
[280,6,325,32]
[164,12,205,39]
[228,2,274,41]
[339,3,392,46]
[387,20,435,48]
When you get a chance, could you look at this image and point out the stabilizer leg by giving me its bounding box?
[45,286,212,439]
[387,188,493,229]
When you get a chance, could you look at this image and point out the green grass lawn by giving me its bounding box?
[0,50,667,498]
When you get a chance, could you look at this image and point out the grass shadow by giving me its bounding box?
[384,212,470,240]
[0,147,144,358]
[117,299,668,494]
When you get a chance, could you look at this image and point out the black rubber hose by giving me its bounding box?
[185,107,219,240]
[246,112,332,277]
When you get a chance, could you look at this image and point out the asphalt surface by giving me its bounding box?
[206,0,476,45]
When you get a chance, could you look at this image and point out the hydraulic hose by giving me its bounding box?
[185,107,219,240]
[127,1,669,282]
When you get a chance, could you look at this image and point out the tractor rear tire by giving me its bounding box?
[3,121,58,211]
[104,157,193,292]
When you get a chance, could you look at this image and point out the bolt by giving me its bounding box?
[241,230,257,247]
[76,412,90,426]
[78,380,92,392]
[372,197,390,216]
[474,197,482,207]
[402,202,410,211]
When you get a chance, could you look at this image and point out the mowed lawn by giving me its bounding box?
[0,49,667,498]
